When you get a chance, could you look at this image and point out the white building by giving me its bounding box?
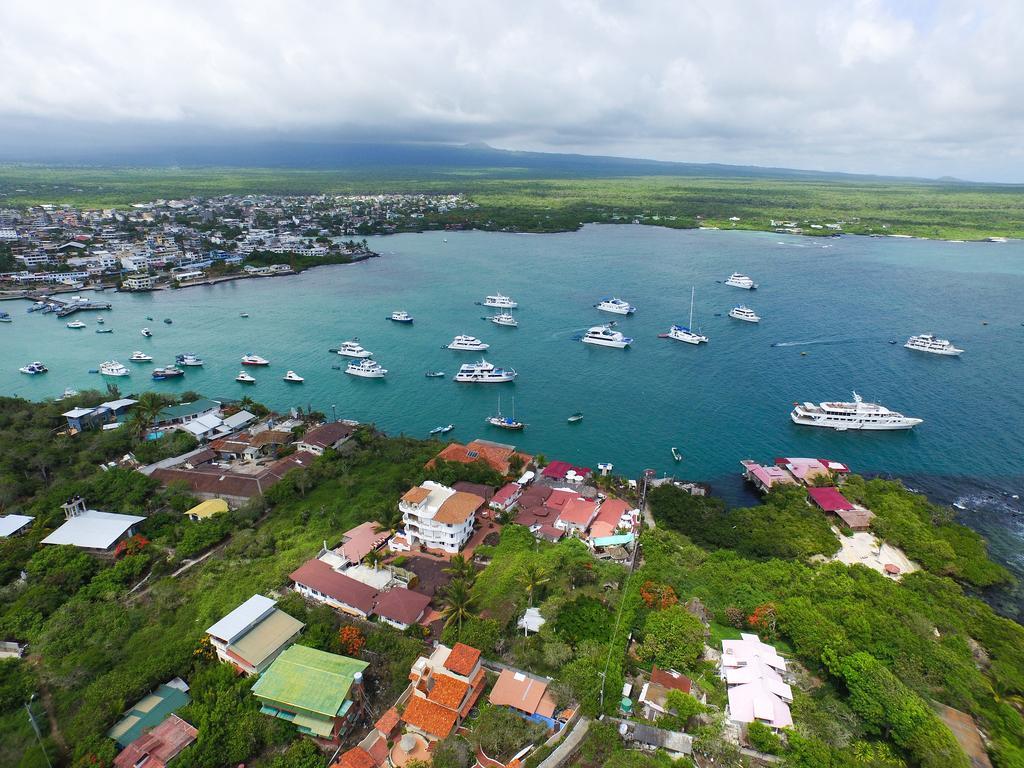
[40,497,145,554]
[123,273,155,291]
[721,633,793,730]
[394,481,482,554]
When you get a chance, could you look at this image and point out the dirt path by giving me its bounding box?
[27,656,68,756]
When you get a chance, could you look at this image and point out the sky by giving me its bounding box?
[1,0,1023,181]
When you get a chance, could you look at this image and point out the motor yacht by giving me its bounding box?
[453,359,517,382]
[235,370,256,383]
[66,321,86,329]
[791,392,923,431]
[489,313,518,327]
[151,365,184,380]
[19,361,48,375]
[729,305,761,323]
[447,335,490,351]
[482,293,518,309]
[176,353,205,366]
[725,272,758,289]
[388,310,414,323]
[594,297,636,315]
[283,370,305,383]
[582,324,633,348]
[141,327,152,337]
[129,351,153,362]
[904,333,964,356]
[336,340,373,358]
[241,354,270,366]
[346,359,388,378]
[99,361,130,377]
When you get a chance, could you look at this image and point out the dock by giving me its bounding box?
[28,294,114,317]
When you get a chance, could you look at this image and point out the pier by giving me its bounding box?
[24,294,113,317]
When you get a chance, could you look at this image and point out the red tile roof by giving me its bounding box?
[807,486,855,512]
[650,666,693,694]
[112,714,197,768]
[428,673,471,710]
[289,559,378,614]
[374,707,400,735]
[402,694,458,739]
[333,746,376,768]
[443,643,482,677]
[541,460,591,479]
[373,588,431,626]
[489,669,554,717]
[428,440,532,475]
[558,496,597,527]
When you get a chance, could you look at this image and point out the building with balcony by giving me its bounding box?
[394,481,483,554]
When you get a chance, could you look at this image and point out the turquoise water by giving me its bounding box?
[3,225,1024,484]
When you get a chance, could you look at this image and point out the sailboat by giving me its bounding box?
[486,394,524,430]
[663,287,709,344]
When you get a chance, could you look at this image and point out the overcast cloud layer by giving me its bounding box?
[2,0,1023,181]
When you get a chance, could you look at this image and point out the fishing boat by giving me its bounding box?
[241,354,270,366]
[95,327,114,334]
[151,365,184,380]
[486,394,524,430]
[346,359,388,378]
[425,371,446,378]
[129,351,153,362]
[99,361,130,377]
[567,411,583,423]
[66,321,86,329]
[672,447,683,462]
[235,370,256,383]
[388,310,414,323]
[447,335,490,351]
[141,327,153,337]
[176,353,205,366]
[283,370,305,383]
[429,424,455,435]
[666,287,708,344]
[489,313,518,327]
[19,361,48,375]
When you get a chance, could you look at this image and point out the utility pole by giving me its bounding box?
[25,696,53,768]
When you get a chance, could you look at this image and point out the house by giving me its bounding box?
[290,559,379,618]
[638,667,702,720]
[740,460,797,493]
[489,482,522,514]
[427,439,533,475]
[149,450,317,507]
[395,481,483,553]
[61,398,138,432]
[541,461,591,484]
[589,498,637,541]
[205,594,304,676]
[488,668,561,729]
[373,588,432,630]
[107,679,191,748]
[112,714,197,768]
[775,457,850,485]
[401,643,486,742]
[619,722,692,757]
[0,514,34,538]
[452,481,495,502]
[721,633,792,730]
[297,421,357,456]
[555,496,598,535]
[180,413,226,441]
[252,644,368,741]
[155,398,221,427]
[184,498,229,521]
[335,521,391,566]
[40,497,145,554]
[122,273,155,291]
[807,486,875,531]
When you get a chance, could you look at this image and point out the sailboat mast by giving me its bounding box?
[689,286,695,328]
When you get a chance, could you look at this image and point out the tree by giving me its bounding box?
[746,721,782,754]
[444,554,476,583]
[338,626,365,657]
[440,578,475,638]
[519,562,550,607]
[637,605,705,671]
[660,689,706,729]
[470,704,546,762]
[364,549,386,571]
[748,602,779,639]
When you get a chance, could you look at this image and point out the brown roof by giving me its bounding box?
[373,588,431,626]
[428,673,470,710]
[434,491,484,524]
[250,429,293,447]
[428,440,533,475]
[518,484,552,508]
[289,559,378,614]
[150,451,317,501]
[112,714,197,768]
[374,707,400,735]
[186,448,217,466]
[489,668,553,717]
[333,747,376,768]
[650,666,692,694]
[208,435,252,453]
[401,694,458,739]
[301,421,356,449]
[402,486,431,505]
[443,643,481,677]
[452,481,495,501]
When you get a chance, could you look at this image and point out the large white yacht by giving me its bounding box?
[666,287,708,344]
[99,361,130,377]
[453,359,517,382]
[346,359,388,378]
[129,351,153,362]
[482,293,518,309]
[904,333,963,356]
[447,335,490,351]
[725,272,758,289]
[19,361,48,375]
[791,392,923,431]
[595,297,636,315]
[729,305,761,323]
[489,313,518,327]
[582,324,633,348]
[336,340,373,358]
[241,354,270,366]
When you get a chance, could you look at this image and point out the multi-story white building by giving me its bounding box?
[123,273,155,291]
[393,481,482,554]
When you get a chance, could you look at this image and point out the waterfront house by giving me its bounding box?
[739,460,798,493]
[107,679,191,748]
[296,421,357,456]
[252,644,368,741]
[427,439,533,476]
[184,498,229,521]
[205,594,304,676]
[112,713,197,768]
[62,398,138,432]
[807,486,875,531]
[155,399,221,427]
[401,643,486,743]
[541,460,591,484]
[489,482,523,514]
[395,481,483,554]
[0,514,34,538]
[721,633,792,731]
[775,457,849,485]
[488,668,561,730]
[122,273,156,291]
[40,497,145,554]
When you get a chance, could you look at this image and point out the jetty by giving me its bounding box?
[32,295,114,317]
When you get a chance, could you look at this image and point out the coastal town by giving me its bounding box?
[0,193,477,292]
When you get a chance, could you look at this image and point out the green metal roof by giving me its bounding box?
[106,684,190,747]
[252,645,368,718]
[157,398,220,421]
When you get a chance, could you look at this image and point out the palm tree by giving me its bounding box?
[127,391,165,439]
[440,578,475,639]
[364,549,386,571]
[519,563,550,607]
[444,554,475,583]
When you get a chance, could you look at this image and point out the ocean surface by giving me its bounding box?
[3,225,1023,600]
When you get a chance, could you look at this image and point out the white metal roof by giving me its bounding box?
[40,509,144,549]
[100,398,138,411]
[62,407,95,418]
[222,410,256,430]
[0,514,34,537]
[206,594,276,644]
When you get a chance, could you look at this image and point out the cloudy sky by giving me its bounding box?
[2,0,1022,181]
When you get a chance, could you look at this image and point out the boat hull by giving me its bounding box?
[448,344,490,351]
[668,329,707,344]
[347,368,387,378]
[904,344,963,356]
[582,336,630,348]
[790,411,922,430]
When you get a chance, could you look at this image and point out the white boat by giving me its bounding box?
[486,394,524,430]
[96,317,105,325]
[235,370,256,383]
[283,370,305,383]
[582,324,633,348]
[129,351,153,362]
[904,333,964,356]
[99,361,130,377]
[482,293,518,309]
[346,359,388,378]
[19,361,48,375]
[672,447,683,462]
[729,305,761,323]
[666,287,708,344]
[447,335,490,351]
[388,310,414,323]
[66,321,86,329]
[141,327,152,337]
[336,340,373,358]
[241,354,270,366]
[176,353,205,366]
[791,392,923,431]
[240,312,249,318]
[429,424,455,435]
[725,272,758,289]
[489,313,518,327]
[453,359,517,383]
[595,297,636,315]
[56,387,79,401]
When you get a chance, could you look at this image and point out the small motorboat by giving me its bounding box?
[145,316,154,321]
[176,353,204,366]
[240,312,249,318]
[56,387,79,401]
[96,317,105,324]
[19,361,48,375]
[95,327,114,334]
[66,321,86,329]
[129,351,153,362]
[429,424,455,435]
[141,327,153,337]
[283,370,305,383]
[388,310,414,323]
[236,370,256,383]
[152,365,184,380]
[163,318,173,324]
[425,371,446,378]
[0,311,11,323]
[671,447,683,462]
[567,412,583,423]
[241,354,270,366]
[331,364,342,370]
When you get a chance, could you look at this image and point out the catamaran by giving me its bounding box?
[19,361,48,375]
[665,287,708,344]
[595,297,636,315]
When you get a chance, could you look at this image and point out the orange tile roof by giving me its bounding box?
[434,491,484,524]
[402,486,431,504]
[402,694,458,739]
[558,497,598,527]
[375,706,400,735]
[489,668,551,717]
[444,643,482,676]
[428,440,533,475]
[428,673,470,710]
[333,746,376,768]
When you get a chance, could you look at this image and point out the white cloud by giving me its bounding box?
[0,0,1022,180]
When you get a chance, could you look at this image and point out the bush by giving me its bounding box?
[470,704,546,762]
[637,605,705,671]
[747,721,782,754]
